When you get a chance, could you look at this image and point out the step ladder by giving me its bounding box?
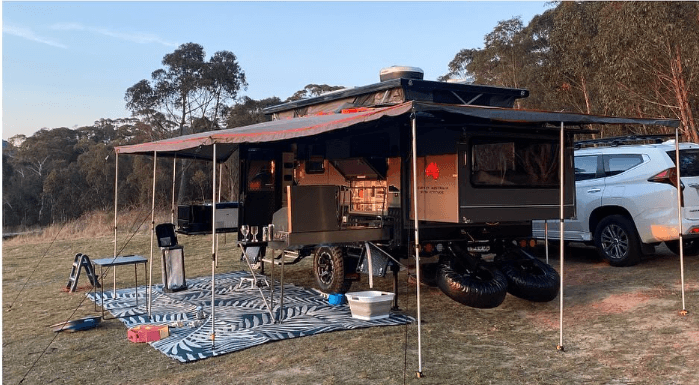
[66,253,100,292]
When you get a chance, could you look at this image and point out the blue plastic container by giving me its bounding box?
[328,293,345,306]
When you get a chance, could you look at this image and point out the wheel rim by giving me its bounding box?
[600,224,629,260]
[316,252,334,285]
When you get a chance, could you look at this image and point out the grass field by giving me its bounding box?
[3,218,699,384]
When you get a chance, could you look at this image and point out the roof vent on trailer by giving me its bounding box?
[379,66,424,82]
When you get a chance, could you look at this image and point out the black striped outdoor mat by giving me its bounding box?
[87,271,413,362]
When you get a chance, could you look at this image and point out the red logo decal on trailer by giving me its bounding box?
[425,162,440,180]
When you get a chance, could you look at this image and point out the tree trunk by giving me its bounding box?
[176,90,190,204]
[580,75,596,138]
[177,159,189,204]
[669,45,698,143]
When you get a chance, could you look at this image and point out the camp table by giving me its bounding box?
[92,255,148,319]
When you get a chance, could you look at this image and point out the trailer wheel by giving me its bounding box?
[436,258,508,309]
[665,239,699,256]
[495,249,560,302]
[313,246,352,294]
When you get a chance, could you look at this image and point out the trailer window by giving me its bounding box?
[248,160,275,192]
[470,138,560,187]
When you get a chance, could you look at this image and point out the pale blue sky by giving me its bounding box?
[2,1,549,140]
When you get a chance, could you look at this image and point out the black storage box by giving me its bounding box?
[177,202,239,234]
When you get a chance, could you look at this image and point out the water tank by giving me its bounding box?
[379,66,424,82]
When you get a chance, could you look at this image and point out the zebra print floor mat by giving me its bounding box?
[86,271,413,362]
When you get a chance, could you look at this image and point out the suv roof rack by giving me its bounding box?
[574,134,675,149]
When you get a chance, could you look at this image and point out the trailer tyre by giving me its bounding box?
[313,246,352,294]
[665,239,699,256]
[436,258,508,309]
[495,250,560,302]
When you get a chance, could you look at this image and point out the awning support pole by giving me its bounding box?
[114,152,119,259]
[148,151,157,318]
[171,156,177,224]
[674,128,688,315]
[211,144,217,343]
[557,122,565,351]
[545,220,549,264]
[410,111,424,377]
[216,162,223,267]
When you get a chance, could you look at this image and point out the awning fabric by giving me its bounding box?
[115,101,680,161]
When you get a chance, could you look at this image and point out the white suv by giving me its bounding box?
[532,136,699,266]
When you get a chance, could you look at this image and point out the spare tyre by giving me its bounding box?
[436,258,508,309]
[495,250,560,302]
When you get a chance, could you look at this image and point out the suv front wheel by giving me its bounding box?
[594,215,642,267]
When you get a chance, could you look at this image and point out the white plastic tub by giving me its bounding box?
[345,291,394,320]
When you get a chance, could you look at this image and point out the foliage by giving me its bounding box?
[441,2,699,140]
[286,84,345,102]
[224,96,282,128]
[124,42,248,136]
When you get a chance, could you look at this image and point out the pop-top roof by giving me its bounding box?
[262,78,530,118]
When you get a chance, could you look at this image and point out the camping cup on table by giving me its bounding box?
[240,225,250,242]
[262,226,269,242]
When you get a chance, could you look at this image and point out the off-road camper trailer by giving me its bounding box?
[237,67,575,308]
[115,66,679,308]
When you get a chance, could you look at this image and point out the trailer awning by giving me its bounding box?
[115,101,679,161]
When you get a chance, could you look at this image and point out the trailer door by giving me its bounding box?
[243,149,277,228]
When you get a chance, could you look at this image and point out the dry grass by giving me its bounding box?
[3,219,699,384]
[3,208,171,246]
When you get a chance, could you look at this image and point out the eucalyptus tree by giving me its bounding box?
[593,2,699,141]
[286,84,345,102]
[200,51,247,131]
[225,96,282,128]
[125,42,248,203]
[438,49,478,83]
[125,42,247,136]
[151,42,207,135]
[440,17,531,107]
[124,79,173,139]
[478,17,527,89]
[547,2,603,115]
